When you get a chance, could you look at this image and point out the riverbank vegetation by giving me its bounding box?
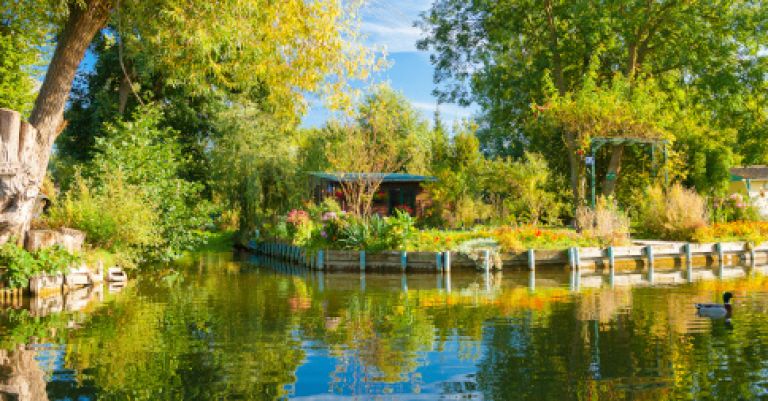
[2,0,768,272]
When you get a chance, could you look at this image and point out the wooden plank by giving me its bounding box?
[579,247,603,259]
[720,242,747,253]
[500,252,527,263]
[532,249,568,264]
[325,250,358,263]
[689,243,716,254]
[611,246,645,258]
[406,252,438,263]
[652,245,684,256]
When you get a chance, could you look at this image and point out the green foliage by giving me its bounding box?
[0,243,80,288]
[273,206,417,252]
[323,85,432,217]
[424,123,490,227]
[0,0,54,114]
[419,0,766,206]
[44,172,158,266]
[533,73,669,146]
[483,152,566,225]
[711,193,761,223]
[210,108,306,243]
[91,105,208,260]
[48,105,207,264]
[425,121,565,227]
[354,85,432,174]
[117,0,376,121]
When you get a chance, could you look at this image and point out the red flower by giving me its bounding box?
[535,229,542,237]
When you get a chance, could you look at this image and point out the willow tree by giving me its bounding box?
[0,0,373,244]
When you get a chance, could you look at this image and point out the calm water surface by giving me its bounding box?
[2,252,768,400]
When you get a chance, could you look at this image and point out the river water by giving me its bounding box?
[2,251,768,400]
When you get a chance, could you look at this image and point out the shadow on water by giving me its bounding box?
[1,251,768,400]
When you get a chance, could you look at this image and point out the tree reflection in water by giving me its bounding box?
[0,253,766,400]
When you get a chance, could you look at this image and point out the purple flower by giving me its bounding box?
[322,212,338,221]
[321,230,328,238]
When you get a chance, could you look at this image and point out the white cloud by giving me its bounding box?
[359,0,431,53]
[411,101,477,126]
[361,21,422,53]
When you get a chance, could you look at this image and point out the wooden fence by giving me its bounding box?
[250,240,768,273]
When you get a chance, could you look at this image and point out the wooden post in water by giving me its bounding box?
[360,251,366,271]
[445,268,451,293]
[528,249,536,292]
[717,242,725,268]
[317,250,325,270]
[607,246,615,288]
[444,251,451,272]
[685,243,693,282]
[436,252,443,271]
[528,249,535,271]
[646,245,655,284]
[483,250,490,272]
[400,251,407,271]
[569,247,580,270]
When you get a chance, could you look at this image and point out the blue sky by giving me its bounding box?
[301,0,476,128]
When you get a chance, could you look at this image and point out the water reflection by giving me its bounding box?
[0,253,768,399]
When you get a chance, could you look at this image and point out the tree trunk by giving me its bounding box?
[544,0,566,94]
[0,346,49,401]
[565,133,585,211]
[0,0,112,245]
[602,144,625,197]
[118,72,131,114]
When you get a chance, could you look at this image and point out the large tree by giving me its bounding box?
[0,0,372,244]
[418,0,768,204]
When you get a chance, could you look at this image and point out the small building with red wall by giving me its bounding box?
[308,172,436,217]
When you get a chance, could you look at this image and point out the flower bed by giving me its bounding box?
[694,221,768,244]
[262,204,606,253]
[412,226,602,252]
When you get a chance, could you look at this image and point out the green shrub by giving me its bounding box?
[46,104,209,264]
[44,172,158,262]
[278,206,417,252]
[0,243,80,289]
[636,184,708,240]
[92,104,208,260]
[711,192,761,223]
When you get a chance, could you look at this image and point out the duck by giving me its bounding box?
[695,291,733,320]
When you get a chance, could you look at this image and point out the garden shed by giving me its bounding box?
[308,172,436,217]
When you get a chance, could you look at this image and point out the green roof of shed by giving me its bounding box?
[309,172,437,183]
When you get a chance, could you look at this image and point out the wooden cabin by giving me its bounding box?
[308,172,436,217]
